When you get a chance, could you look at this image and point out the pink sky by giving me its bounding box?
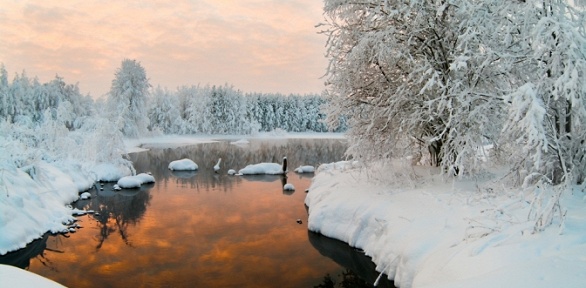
[0,0,328,98]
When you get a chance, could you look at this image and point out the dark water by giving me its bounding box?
[0,139,395,288]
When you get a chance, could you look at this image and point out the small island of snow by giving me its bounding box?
[117,173,155,189]
[238,163,285,175]
[168,159,198,171]
[294,165,315,173]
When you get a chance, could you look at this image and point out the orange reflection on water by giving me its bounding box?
[27,174,340,288]
[22,140,352,287]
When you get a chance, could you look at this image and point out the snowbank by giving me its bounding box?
[0,161,92,255]
[168,159,198,171]
[0,264,65,287]
[305,161,586,287]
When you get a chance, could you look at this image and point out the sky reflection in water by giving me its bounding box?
[1,139,394,287]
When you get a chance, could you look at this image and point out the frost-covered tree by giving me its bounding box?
[500,0,586,186]
[321,0,475,169]
[148,86,183,134]
[107,59,150,137]
[182,85,209,134]
[203,84,256,134]
[321,0,586,181]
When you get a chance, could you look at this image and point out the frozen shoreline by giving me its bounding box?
[305,161,586,287]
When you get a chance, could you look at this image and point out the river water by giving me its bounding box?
[0,138,395,287]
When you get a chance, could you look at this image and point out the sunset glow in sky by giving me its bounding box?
[0,0,328,98]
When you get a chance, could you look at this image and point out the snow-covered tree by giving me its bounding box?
[500,0,586,186]
[148,86,182,134]
[321,0,473,168]
[321,0,586,182]
[107,59,150,137]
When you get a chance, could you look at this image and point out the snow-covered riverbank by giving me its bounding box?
[305,161,586,287]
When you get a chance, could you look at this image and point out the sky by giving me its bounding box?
[0,0,328,98]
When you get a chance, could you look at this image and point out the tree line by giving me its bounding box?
[0,61,344,137]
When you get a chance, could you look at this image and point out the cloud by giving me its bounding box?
[0,0,327,97]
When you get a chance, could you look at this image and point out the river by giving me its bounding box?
[0,138,394,287]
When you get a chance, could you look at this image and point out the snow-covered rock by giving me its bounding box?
[239,163,285,175]
[134,173,155,184]
[294,165,315,173]
[227,169,237,175]
[116,173,155,189]
[168,158,198,171]
[117,176,142,189]
[239,157,287,175]
[79,192,91,200]
[283,183,295,191]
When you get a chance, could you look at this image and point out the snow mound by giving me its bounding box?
[283,183,295,191]
[79,192,91,200]
[294,165,315,173]
[117,176,142,189]
[238,163,285,175]
[135,173,155,184]
[117,173,155,189]
[168,159,198,171]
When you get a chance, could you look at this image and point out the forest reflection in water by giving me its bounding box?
[0,138,394,287]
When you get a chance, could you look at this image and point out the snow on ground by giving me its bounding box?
[91,162,133,182]
[305,161,586,287]
[0,161,87,255]
[0,264,65,287]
